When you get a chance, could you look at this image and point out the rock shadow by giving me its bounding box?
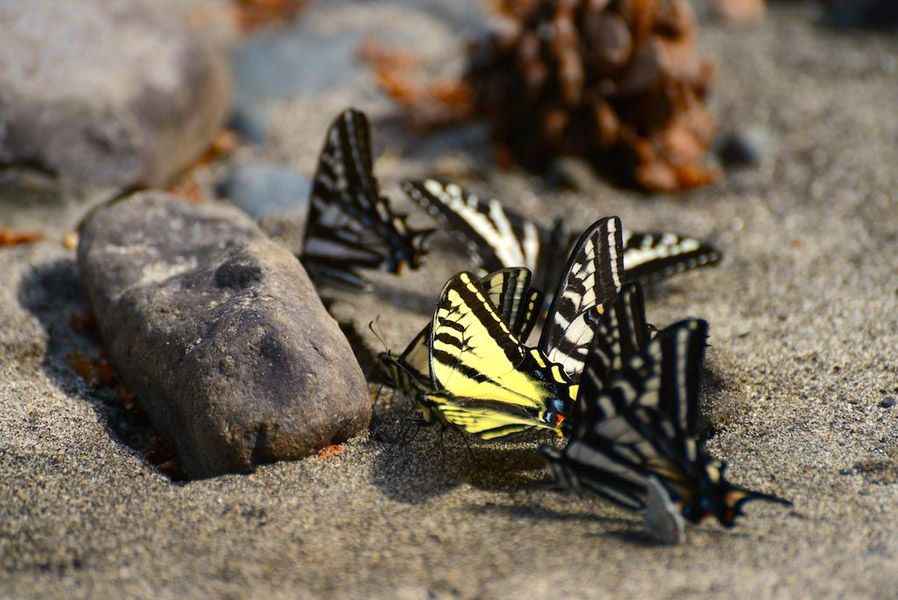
[17,259,182,480]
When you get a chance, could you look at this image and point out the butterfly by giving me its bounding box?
[420,271,579,440]
[401,178,720,297]
[378,215,624,398]
[541,314,791,528]
[300,109,433,289]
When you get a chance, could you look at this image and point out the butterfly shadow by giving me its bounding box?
[467,499,633,528]
[468,496,702,548]
[16,259,184,480]
[368,424,558,504]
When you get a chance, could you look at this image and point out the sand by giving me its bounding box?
[2,3,897,598]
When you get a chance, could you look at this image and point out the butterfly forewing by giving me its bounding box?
[538,216,625,379]
[429,272,543,409]
[482,267,543,341]
[303,109,432,286]
[543,320,709,511]
[401,178,718,292]
[402,179,540,273]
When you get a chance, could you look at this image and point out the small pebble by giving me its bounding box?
[718,127,771,168]
[221,163,311,219]
[880,396,896,408]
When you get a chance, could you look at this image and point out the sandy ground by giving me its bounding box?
[2,4,897,598]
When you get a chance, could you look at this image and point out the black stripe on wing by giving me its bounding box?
[303,109,433,286]
[621,230,721,284]
[538,216,625,379]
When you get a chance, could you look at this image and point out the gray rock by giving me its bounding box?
[0,0,232,193]
[222,163,311,219]
[881,396,896,409]
[77,192,370,479]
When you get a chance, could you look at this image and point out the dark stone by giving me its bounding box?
[0,0,232,193]
[880,396,896,409]
[77,192,370,478]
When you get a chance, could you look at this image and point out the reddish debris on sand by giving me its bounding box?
[232,0,305,32]
[318,444,344,460]
[66,351,115,387]
[168,129,241,203]
[168,177,206,204]
[467,0,720,191]
[67,352,98,385]
[359,40,473,131]
[0,227,44,247]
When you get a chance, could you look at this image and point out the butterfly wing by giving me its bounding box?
[538,216,625,379]
[481,267,544,341]
[303,109,432,287]
[402,179,541,273]
[378,267,544,393]
[621,230,721,284]
[587,282,653,388]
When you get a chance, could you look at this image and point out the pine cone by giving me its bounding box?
[466,0,719,192]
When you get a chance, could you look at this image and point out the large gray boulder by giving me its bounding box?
[77,192,370,479]
[0,0,231,193]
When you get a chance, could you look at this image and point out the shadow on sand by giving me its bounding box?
[17,258,180,479]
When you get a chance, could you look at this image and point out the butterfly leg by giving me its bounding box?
[459,430,475,464]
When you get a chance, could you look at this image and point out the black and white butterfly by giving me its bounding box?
[378,215,625,396]
[541,310,790,529]
[401,178,720,297]
[301,109,433,289]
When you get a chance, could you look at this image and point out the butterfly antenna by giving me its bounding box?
[368,317,390,353]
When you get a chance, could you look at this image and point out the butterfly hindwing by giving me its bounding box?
[621,230,720,284]
[421,393,561,440]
